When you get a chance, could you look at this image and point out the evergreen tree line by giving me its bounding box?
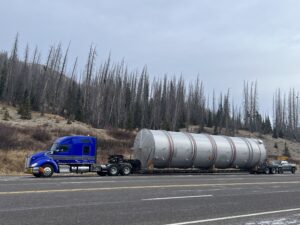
[0,35,299,139]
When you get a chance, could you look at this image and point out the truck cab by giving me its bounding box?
[25,136,137,178]
[25,136,98,177]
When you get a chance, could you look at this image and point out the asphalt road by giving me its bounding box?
[0,173,300,225]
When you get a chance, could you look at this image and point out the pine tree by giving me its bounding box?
[18,89,31,120]
[263,116,272,134]
[283,142,291,157]
[207,110,213,128]
[272,128,278,139]
[3,108,10,120]
[0,58,8,99]
[75,88,83,121]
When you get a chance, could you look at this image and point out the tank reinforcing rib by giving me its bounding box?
[133,129,266,171]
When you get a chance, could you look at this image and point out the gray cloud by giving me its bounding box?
[1,0,300,114]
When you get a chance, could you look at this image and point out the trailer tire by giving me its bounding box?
[264,167,270,174]
[120,165,131,176]
[270,168,276,174]
[41,164,54,178]
[108,165,119,176]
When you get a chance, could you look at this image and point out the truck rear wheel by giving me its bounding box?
[120,165,131,176]
[108,165,119,176]
[41,164,54,178]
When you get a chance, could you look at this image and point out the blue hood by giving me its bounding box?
[29,151,50,164]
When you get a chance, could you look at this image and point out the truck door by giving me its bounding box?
[51,144,71,164]
[82,145,92,163]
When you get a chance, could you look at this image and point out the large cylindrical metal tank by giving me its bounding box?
[133,129,266,170]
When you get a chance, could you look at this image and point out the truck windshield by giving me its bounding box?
[49,143,59,152]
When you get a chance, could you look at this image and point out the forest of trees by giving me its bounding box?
[0,35,299,140]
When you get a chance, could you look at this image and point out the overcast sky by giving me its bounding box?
[1,0,300,114]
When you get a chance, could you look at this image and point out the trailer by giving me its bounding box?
[133,129,267,172]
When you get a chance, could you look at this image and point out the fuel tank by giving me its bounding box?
[133,129,266,170]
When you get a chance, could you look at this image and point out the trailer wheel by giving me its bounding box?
[291,167,296,174]
[120,165,131,176]
[108,165,119,176]
[270,168,276,174]
[264,167,270,174]
[41,164,54,178]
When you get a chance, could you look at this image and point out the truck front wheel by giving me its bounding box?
[120,165,131,176]
[108,165,119,176]
[41,164,54,178]
[33,173,42,178]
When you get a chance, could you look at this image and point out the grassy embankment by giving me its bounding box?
[0,103,299,174]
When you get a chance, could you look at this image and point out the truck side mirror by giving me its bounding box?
[49,150,54,154]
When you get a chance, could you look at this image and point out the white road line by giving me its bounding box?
[59,181,116,184]
[0,181,116,186]
[165,208,300,225]
[142,195,213,201]
[0,181,300,195]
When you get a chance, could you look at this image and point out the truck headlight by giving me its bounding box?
[31,163,38,167]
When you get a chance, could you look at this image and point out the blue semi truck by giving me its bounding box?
[25,135,297,178]
[25,136,140,178]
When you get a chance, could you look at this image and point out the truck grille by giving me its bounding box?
[25,156,31,169]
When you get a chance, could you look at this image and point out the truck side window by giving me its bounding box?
[59,145,69,153]
[83,146,90,155]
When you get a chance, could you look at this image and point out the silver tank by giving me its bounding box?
[133,129,266,170]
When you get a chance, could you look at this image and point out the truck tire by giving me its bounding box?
[97,171,106,176]
[264,167,270,174]
[33,173,42,178]
[120,165,131,176]
[41,164,54,178]
[291,167,296,174]
[108,165,119,176]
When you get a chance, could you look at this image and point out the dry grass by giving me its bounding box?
[0,150,37,174]
[0,103,136,174]
[107,128,136,140]
[0,102,299,174]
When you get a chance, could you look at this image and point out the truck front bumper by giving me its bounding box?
[25,167,40,174]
